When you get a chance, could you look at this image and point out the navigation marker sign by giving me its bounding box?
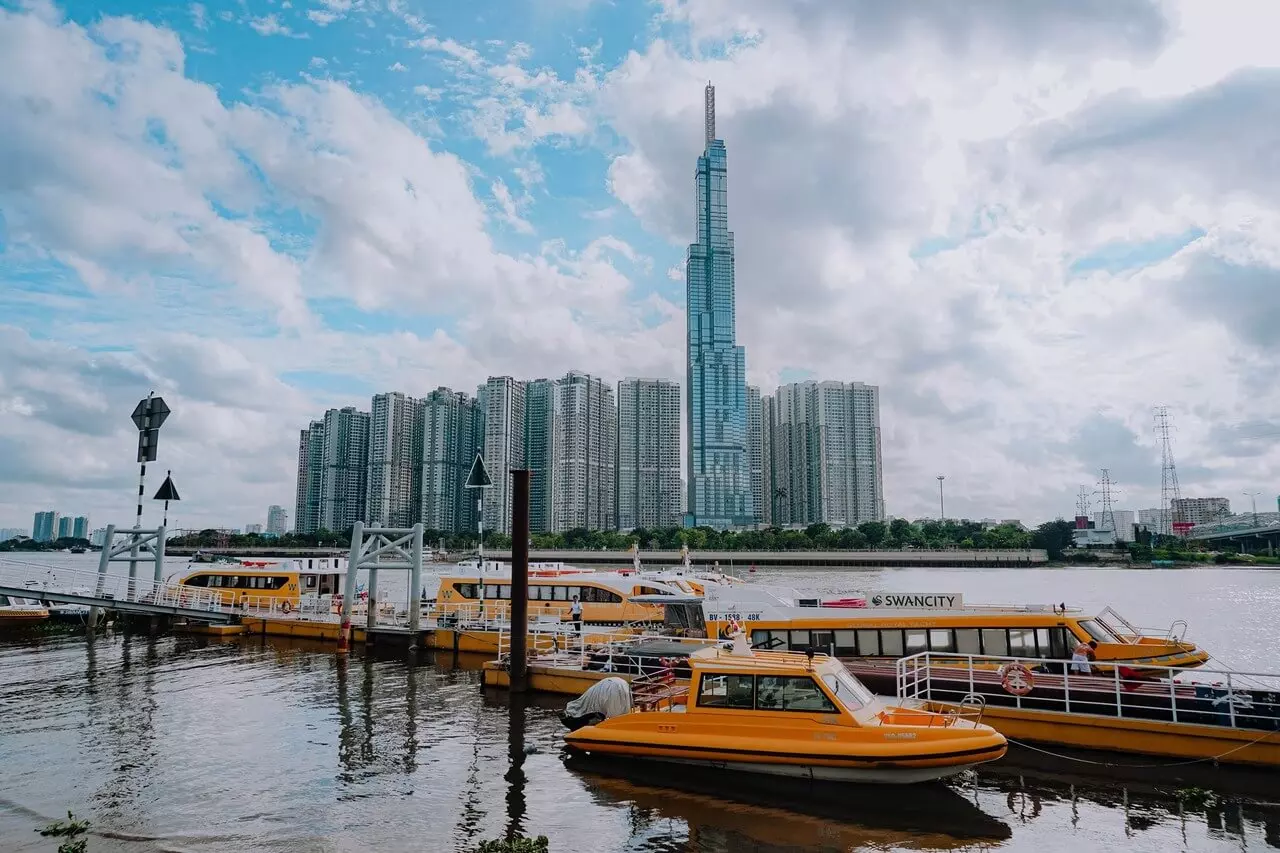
[153,474,181,502]
[132,395,171,463]
[465,453,493,489]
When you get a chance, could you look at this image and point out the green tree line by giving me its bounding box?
[171,519,1074,555]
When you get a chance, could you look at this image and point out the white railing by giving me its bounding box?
[894,651,1280,732]
[0,559,224,614]
[494,625,721,676]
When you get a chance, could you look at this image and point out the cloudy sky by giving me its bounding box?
[2,0,1278,533]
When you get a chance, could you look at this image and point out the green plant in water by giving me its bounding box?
[38,811,90,853]
[475,835,550,853]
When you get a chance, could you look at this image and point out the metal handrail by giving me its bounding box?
[0,558,223,613]
[893,651,1280,733]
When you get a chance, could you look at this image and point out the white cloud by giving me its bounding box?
[248,14,304,38]
[388,61,407,72]
[491,178,533,234]
[189,3,207,30]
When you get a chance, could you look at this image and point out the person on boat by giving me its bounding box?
[1071,640,1092,674]
[569,595,583,635]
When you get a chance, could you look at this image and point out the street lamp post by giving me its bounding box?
[1244,490,1262,527]
[937,475,946,523]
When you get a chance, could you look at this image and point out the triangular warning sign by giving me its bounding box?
[153,474,181,502]
[465,453,493,488]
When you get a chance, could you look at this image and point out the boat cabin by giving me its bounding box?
[434,571,683,625]
[173,557,349,607]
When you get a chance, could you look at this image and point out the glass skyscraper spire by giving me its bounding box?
[686,82,753,529]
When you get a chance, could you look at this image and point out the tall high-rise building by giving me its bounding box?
[549,371,616,532]
[266,505,288,535]
[366,392,423,527]
[481,377,526,535]
[617,378,682,530]
[71,516,90,540]
[524,378,555,533]
[0,527,27,543]
[420,387,483,535]
[1172,497,1231,526]
[55,516,72,540]
[32,510,56,542]
[294,420,325,534]
[320,406,370,533]
[746,386,764,527]
[685,81,753,529]
[767,381,883,527]
[760,394,776,526]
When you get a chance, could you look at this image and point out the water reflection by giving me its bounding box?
[505,694,528,841]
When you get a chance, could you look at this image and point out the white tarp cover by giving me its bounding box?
[564,676,632,720]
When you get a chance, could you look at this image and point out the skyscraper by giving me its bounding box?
[420,387,483,535]
[71,516,90,540]
[686,82,752,529]
[481,377,526,535]
[617,378,682,530]
[320,406,370,533]
[266,505,288,535]
[524,378,555,533]
[768,381,883,527]
[56,516,72,540]
[746,385,764,527]
[294,420,325,534]
[760,394,776,526]
[33,511,58,542]
[550,371,616,532]
[366,392,423,527]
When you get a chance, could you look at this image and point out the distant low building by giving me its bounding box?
[1073,527,1116,548]
[0,527,27,543]
[1092,510,1135,542]
[245,523,264,535]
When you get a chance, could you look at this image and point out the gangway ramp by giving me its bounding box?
[0,559,234,623]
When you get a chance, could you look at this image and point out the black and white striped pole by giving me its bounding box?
[129,392,170,596]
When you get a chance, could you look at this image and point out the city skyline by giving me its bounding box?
[3,3,1279,531]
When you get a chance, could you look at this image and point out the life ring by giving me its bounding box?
[281,601,292,614]
[999,663,1035,696]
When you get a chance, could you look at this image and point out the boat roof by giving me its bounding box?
[438,571,684,596]
[688,646,839,675]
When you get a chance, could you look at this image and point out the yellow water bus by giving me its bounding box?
[563,638,1008,784]
[172,556,349,609]
[434,567,686,626]
[0,593,49,626]
[684,588,1209,672]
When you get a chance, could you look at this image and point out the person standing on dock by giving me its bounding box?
[570,595,583,636]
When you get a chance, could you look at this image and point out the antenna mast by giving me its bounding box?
[1154,406,1182,537]
[704,81,716,144]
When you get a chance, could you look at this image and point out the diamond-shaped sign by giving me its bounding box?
[465,453,493,489]
[131,396,171,431]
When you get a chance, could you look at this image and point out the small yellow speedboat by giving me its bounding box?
[564,637,1007,784]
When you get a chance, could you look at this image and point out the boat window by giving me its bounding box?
[929,629,956,653]
[751,630,772,648]
[879,630,904,656]
[955,629,981,655]
[905,629,928,654]
[567,587,582,601]
[304,576,317,589]
[456,583,477,599]
[788,630,811,651]
[834,630,857,655]
[1008,629,1037,658]
[1035,628,1052,658]
[756,676,839,713]
[635,586,671,596]
[856,630,880,656]
[532,586,550,601]
[822,671,874,712]
[1048,628,1071,659]
[981,629,1008,656]
[0,595,10,606]
[1078,619,1118,642]
[553,586,568,601]
[184,575,208,588]
[698,674,756,709]
[583,587,622,603]
[499,585,512,600]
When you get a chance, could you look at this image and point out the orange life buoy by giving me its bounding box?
[999,663,1034,696]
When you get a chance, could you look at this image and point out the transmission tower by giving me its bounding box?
[1154,406,1182,537]
[1075,486,1091,519]
[1095,469,1119,535]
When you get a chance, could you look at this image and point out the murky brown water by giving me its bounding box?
[3,559,1279,852]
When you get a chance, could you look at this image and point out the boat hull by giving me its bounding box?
[569,751,986,783]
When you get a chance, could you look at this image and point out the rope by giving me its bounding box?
[1006,727,1278,769]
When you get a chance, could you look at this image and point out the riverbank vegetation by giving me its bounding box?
[171,519,1072,555]
[0,537,91,552]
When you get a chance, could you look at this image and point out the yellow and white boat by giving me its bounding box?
[563,636,1008,784]
[172,555,349,611]
[0,593,49,626]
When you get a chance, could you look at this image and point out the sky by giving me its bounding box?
[2,0,1280,533]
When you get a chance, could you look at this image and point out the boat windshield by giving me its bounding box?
[821,670,875,712]
[1078,618,1120,642]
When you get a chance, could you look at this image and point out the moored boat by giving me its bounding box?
[562,635,1008,784]
[0,593,50,626]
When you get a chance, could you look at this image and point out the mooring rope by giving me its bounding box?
[1006,728,1278,769]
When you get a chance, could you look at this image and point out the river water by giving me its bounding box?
[2,555,1279,852]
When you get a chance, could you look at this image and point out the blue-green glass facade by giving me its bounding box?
[686,84,754,529]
